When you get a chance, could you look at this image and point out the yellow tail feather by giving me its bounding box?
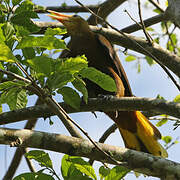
[106,111,168,157]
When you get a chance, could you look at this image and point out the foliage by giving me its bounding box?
[13,150,130,180]
[0,0,116,112]
[0,0,179,179]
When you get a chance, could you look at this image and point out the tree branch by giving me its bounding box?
[1,127,180,179]
[35,5,98,13]
[0,97,180,125]
[86,0,127,25]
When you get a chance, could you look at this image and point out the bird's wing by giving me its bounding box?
[95,34,133,96]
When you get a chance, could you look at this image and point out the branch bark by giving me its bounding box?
[35,5,98,13]
[0,97,180,125]
[1,127,180,179]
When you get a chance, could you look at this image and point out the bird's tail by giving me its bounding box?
[105,111,168,157]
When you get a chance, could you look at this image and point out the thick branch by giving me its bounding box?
[0,97,180,125]
[1,127,180,179]
[87,0,127,25]
[35,5,98,13]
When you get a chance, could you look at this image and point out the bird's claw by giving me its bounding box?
[98,94,115,100]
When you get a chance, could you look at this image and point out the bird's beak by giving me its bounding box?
[47,10,72,23]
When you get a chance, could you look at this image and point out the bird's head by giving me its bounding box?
[47,10,91,36]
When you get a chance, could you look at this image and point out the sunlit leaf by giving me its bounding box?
[0,42,17,62]
[72,78,88,103]
[26,150,53,169]
[57,56,88,73]
[162,136,172,144]
[1,88,27,110]
[45,27,67,36]
[12,0,23,6]
[27,55,53,77]
[99,166,110,179]
[13,172,54,180]
[174,94,180,103]
[70,157,97,180]
[80,67,116,92]
[156,118,168,127]
[16,36,66,50]
[145,56,155,66]
[104,166,130,180]
[125,55,136,62]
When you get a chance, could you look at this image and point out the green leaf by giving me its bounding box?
[57,56,88,73]
[22,47,35,59]
[6,64,23,78]
[47,72,74,90]
[15,25,30,37]
[11,4,40,33]
[72,78,88,103]
[137,61,141,73]
[61,155,96,180]
[170,34,177,45]
[61,155,83,180]
[70,157,97,180]
[146,27,154,32]
[2,22,15,41]
[26,150,53,169]
[174,94,180,103]
[1,88,27,110]
[125,55,136,62]
[156,94,165,100]
[80,67,116,92]
[153,8,161,14]
[2,22,15,48]
[57,86,81,110]
[99,166,110,179]
[0,24,6,42]
[162,136,172,144]
[45,27,67,36]
[27,56,53,77]
[14,0,34,14]
[105,166,130,180]
[0,42,17,62]
[145,56,155,66]
[0,81,26,91]
[12,0,23,6]
[16,36,66,50]
[156,118,168,127]
[13,172,55,180]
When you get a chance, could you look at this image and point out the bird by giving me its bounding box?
[47,10,168,157]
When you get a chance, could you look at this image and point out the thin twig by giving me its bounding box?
[124,9,142,29]
[89,123,117,165]
[0,68,31,83]
[137,0,153,44]
[165,23,177,54]
[23,148,36,173]
[148,0,164,13]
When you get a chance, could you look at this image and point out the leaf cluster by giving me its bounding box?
[14,150,130,180]
[0,0,116,112]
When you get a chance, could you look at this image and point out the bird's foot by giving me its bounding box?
[98,94,115,100]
